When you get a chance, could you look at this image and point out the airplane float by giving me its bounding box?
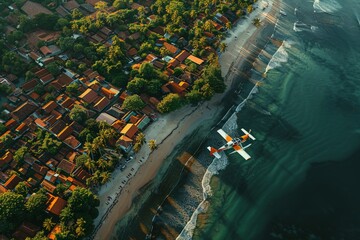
[207,128,256,160]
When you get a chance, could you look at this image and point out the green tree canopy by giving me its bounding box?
[26,230,48,240]
[69,105,88,123]
[1,51,28,75]
[15,181,30,197]
[122,94,146,111]
[0,83,12,95]
[0,192,25,233]
[13,146,28,164]
[25,191,48,216]
[127,77,147,94]
[66,82,79,96]
[202,64,226,93]
[157,93,183,113]
[33,13,59,30]
[0,123,6,135]
[139,62,157,79]
[46,62,61,76]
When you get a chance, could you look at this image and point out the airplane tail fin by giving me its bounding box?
[207,146,221,159]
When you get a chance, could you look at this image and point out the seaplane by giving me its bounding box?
[207,128,256,160]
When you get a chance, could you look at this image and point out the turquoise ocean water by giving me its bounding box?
[190,0,360,239]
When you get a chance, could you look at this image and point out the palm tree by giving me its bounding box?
[93,136,105,156]
[97,158,108,170]
[100,171,111,184]
[253,18,261,27]
[75,218,86,237]
[133,142,141,153]
[219,42,227,53]
[148,139,157,151]
[43,218,55,231]
[87,171,101,187]
[98,120,110,130]
[100,128,118,146]
[136,133,146,145]
[226,22,232,30]
[84,142,94,160]
[84,158,96,173]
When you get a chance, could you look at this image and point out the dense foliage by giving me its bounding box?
[122,94,146,111]
[59,187,99,238]
[0,192,25,233]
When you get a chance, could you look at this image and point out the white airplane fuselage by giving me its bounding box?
[218,138,244,152]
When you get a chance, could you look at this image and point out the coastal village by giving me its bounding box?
[0,0,257,239]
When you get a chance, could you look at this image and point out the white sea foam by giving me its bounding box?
[293,21,318,32]
[265,41,291,73]
[313,0,342,13]
[176,155,229,240]
[236,84,259,112]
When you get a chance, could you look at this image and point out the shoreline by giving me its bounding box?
[92,1,281,239]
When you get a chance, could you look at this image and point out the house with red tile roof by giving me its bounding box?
[11,101,38,122]
[120,123,138,139]
[127,48,138,57]
[187,55,205,65]
[42,101,58,114]
[57,73,73,86]
[63,135,81,149]
[21,1,52,18]
[0,185,7,194]
[101,87,118,99]
[0,151,13,169]
[57,159,76,175]
[4,174,22,190]
[41,180,56,193]
[167,58,180,69]
[46,195,67,216]
[72,167,91,183]
[4,118,17,130]
[12,222,40,240]
[117,135,133,152]
[22,79,38,93]
[175,50,191,63]
[57,125,73,141]
[32,162,49,176]
[39,46,52,56]
[63,0,80,11]
[162,81,186,95]
[163,42,180,55]
[93,96,110,112]
[66,176,85,188]
[79,88,99,104]
[15,122,29,135]
[39,73,55,85]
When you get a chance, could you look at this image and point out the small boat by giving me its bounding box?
[280,10,287,16]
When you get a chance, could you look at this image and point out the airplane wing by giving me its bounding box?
[241,128,256,140]
[233,145,251,160]
[217,129,232,142]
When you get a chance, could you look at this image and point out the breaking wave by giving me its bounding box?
[265,41,291,73]
[313,0,342,13]
[293,21,319,32]
[176,153,229,240]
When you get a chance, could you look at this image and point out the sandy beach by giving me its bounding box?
[92,1,281,239]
